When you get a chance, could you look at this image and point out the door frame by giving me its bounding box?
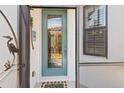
[21,5,78,88]
[19,5,30,88]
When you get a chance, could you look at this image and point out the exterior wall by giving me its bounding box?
[79,65,124,88]
[30,8,41,88]
[79,5,124,87]
[0,5,18,88]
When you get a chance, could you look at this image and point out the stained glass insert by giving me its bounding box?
[47,15,62,68]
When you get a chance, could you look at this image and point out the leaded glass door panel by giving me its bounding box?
[42,9,67,76]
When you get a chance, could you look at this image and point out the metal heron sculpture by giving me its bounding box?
[0,9,19,66]
[2,36,18,64]
[0,9,20,88]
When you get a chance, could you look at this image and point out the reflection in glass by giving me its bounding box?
[47,15,62,68]
[85,5,106,28]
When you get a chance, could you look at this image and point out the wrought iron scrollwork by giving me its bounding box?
[0,9,19,70]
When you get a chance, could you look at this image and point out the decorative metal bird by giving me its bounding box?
[2,35,19,65]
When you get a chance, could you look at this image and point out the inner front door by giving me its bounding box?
[42,9,67,76]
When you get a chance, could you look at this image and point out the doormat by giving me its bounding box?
[41,81,67,88]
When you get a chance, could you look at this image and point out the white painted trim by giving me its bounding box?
[38,9,42,83]
[30,8,42,87]
[67,9,75,83]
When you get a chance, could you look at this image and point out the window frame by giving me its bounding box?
[83,5,108,58]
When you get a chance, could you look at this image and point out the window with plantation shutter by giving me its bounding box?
[83,5,107,57]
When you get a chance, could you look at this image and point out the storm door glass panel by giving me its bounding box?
[48,15,62,68]
[42,9,67,76]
